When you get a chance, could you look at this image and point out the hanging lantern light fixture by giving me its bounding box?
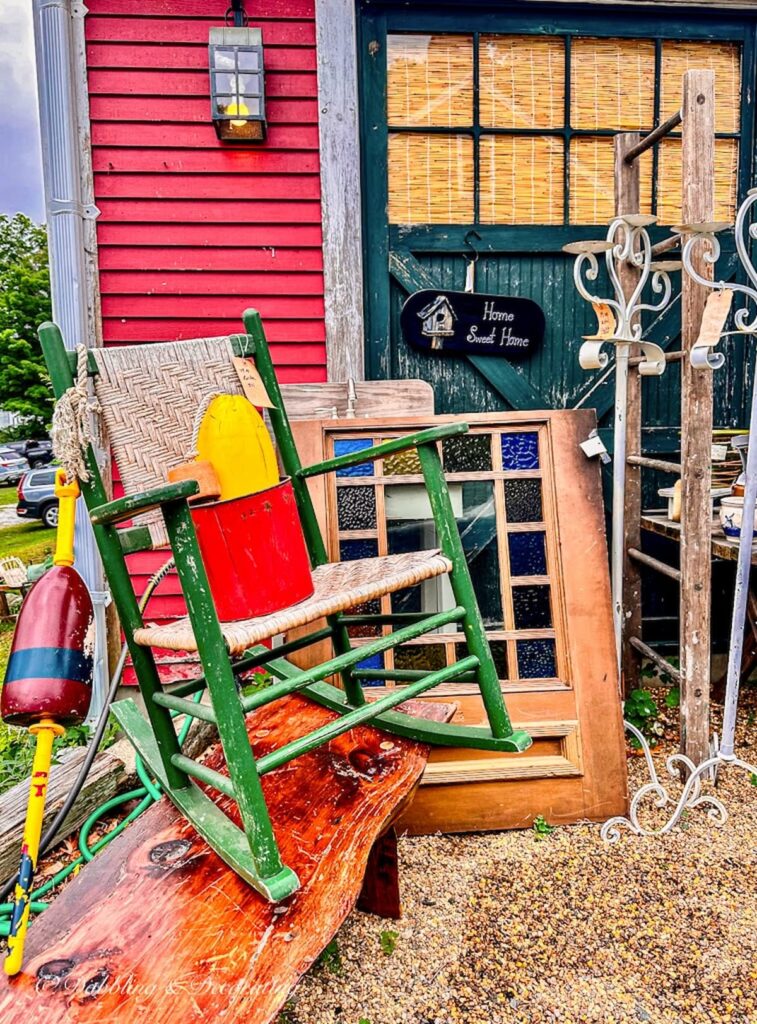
[209,2,266,142]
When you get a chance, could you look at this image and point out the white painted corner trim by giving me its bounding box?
[314,0,366,381]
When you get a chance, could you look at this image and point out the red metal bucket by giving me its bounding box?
[191,478,314,622]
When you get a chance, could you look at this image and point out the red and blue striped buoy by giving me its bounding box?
[1,563,94,727]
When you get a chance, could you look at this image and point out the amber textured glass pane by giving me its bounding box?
[569,137,653,224]
[388,134,474,224]
[387,34,473,127]
[661,41,740,134]
[657,138,738,225]
[384,448,422,476]
[480,136,564,225]
[479,35,564,129]
[571,38,655,130]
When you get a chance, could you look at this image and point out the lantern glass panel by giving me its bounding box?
[239,73,261,96]
[213,48,236,70]
[238,49,261,71]
[214,73,235,94]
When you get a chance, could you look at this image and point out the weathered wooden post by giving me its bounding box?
[679,69,715,766]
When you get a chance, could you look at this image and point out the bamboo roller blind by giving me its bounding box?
[386,33,741,226]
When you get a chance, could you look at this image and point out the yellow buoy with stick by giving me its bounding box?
[2,471,94,975]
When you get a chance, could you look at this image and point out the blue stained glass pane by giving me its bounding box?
[501,432,539,470]
[339,539,379,561]
[334,439,374,477]
[517,639,557,679]
[508,532,547,576]
[357,650,384,685]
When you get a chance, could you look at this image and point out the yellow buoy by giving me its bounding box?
[196,395,278,501]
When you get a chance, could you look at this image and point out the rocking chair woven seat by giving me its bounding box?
[135,550,452,655]
[40,307,530,901]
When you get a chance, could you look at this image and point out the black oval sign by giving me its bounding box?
[400,289,544,360]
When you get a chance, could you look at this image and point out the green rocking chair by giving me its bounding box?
[40,309,530,901]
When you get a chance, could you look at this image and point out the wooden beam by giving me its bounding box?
[679,69,715,766]
[315,0,365,381]
[0,749,125,883]
[615,132,643,696]
[0,694,451,1024]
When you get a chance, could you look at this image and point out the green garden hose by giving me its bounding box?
[0,690,202,937]
[0,557,206,939]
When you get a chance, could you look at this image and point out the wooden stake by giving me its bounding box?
[680,70,715,765]
[615,132,643,696]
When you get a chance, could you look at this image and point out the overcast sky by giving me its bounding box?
[1,0,45,222]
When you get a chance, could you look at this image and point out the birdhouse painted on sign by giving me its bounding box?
[417,295,457,349]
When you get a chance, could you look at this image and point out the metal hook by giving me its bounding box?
[464,229,482,263]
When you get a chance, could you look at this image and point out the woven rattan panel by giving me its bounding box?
[135,550,453,655]
[92,337,244,545]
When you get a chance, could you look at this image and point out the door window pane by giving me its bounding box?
[657,137,739,225]
[661,41,741,133]
[504,479,543,523]
[571,38,655,130]
[501,431,540,471]
[388,134,474,224]
[517,638,557,678]
[480,136,564,225]
[442,433,493,473]
[337,486,377,531]
[387,34,473,127]
[569,137,653,224]
[508,531,548,577]
[479,35,564,129]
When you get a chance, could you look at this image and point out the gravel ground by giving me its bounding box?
[281,688,757,1024]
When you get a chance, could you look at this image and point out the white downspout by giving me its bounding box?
[32,0,108,722]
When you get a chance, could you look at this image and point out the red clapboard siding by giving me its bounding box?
[93,173,320,200]
[91,123,320,149]
[98,247,323,272]
[92,149,320,174]
[96,198,322,222]
[90,0,314,19]
[102,319,325,341]
[87,0,326,677]
[97,223,321,246]
[100,271,324,295]
[86,19,316,46]
[88,69,317,98]
[100,295,324,317]
[88,96,318,123]
[87,43,318,71]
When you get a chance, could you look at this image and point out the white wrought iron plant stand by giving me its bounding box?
[569,196,757,840]
[564,215,673,668]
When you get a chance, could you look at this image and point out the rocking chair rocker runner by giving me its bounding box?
[40,309,530,901]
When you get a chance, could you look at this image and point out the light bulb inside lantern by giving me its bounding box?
[226,100,250,127]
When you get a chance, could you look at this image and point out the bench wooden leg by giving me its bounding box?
[358,826,401,919]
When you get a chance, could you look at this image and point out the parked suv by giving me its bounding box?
[0,447,30,486]
[6,439,54,468]
[17,467,58,528]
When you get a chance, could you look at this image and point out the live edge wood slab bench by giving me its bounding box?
[0,694,452,1024]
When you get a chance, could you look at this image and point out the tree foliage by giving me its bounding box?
[0,214,53,431]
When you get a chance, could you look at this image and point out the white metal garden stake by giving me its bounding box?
[564,215,673,672]
[601,192,757,841]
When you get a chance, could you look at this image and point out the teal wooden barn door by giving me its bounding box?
[359,7,755,429]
